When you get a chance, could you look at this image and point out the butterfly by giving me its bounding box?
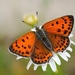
[9,15,74,64]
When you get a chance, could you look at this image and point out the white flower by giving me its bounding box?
[16,33,75,72]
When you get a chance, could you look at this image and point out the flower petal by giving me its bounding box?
[31,27,36,31]
[63,51,71,58]
[41,64,47,71]
[16,56,23,60]
[69,34,73,38]
[27,59,33,70]
[34,65,38,70]
[70,40,75,45]
[58,52,68,61]
[49,59,57,72]
[52,52,61,65]
[67,47,73,52]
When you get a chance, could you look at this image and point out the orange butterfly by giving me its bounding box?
[9,15,74,64]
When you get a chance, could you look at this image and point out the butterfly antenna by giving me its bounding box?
[35,11,38,28]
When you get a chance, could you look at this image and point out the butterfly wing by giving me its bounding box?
[47,33,69,52]
[9,31,36,57]
[42,15,74,36]
[31,39,53,64]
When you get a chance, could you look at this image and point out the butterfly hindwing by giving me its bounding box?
[47,33,69,52]
[31,39,53,64]
[9,31,36,57]
[42,15,74,36]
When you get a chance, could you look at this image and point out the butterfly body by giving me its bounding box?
[35,26,52,50]
[9,15,74,64]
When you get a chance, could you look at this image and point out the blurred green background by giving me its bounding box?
[0,0,75,75]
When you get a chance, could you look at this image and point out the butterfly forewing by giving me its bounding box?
[42,15,74,36]
[31,39,53,64]
[9,31,36,57]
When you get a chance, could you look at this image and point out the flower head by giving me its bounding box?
[16,33,75,72]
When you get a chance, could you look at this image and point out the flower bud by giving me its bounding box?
[22,13,38,28]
